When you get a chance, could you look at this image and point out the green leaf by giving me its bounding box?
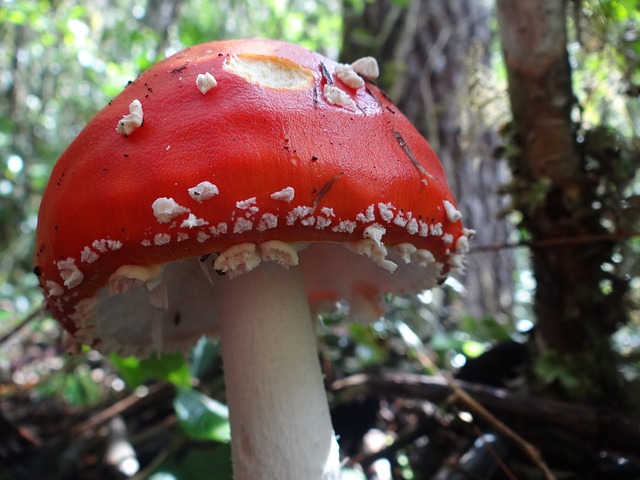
[534,350,580,390]
[110,352,192,389]
[189,337,221,379]
[174,388,230,443]
[35,366,101,406]
[149,442,232,480]
[430,331,462,352]
[349,323,386,365]
[462,340,486,358]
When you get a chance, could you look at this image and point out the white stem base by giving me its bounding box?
[217,264,340,480]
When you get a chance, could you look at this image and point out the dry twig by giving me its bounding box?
[0,301,46,346]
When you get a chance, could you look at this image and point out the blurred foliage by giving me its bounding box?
[174,388,230,443]
[149,444,233,480]
[0,0,640,478]
[569,1,640,383]
[573,0,640,135]
[110,352,192,389]
[35,361,104,406]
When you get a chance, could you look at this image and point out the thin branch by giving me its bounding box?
[442,371,555,480]
[349,416,429,469]
[0,301,46,345]
[383,323,556,479]
[470,425,519,480]
[470,230,640,254]
[72,383,174,437]
[130,434,187,480]
[331,373,640,458]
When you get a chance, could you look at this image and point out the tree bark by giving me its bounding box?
[496,0,625,403]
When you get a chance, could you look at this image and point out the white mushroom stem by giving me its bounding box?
[217,263,341,480]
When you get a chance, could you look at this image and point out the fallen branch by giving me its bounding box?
[442,371,554,480]
[331,373,640,458]
[393,321,554,478]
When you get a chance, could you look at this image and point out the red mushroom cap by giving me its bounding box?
[34,39,470,356]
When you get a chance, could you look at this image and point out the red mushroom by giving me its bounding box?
[34,39,471,479]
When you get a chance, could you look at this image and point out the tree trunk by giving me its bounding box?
[496,0,625,403]
[343,0,627,405]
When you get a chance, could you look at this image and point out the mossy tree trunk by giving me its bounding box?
[496,0,626,404]
[343,0,629,405]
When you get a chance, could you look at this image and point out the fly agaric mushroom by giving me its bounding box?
[34,39,471,479]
